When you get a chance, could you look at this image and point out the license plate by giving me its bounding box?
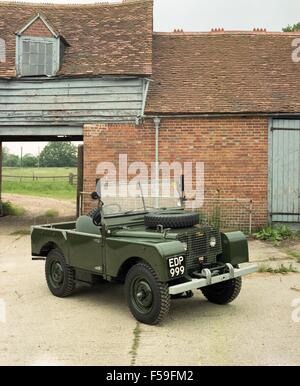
[168,256,185,278]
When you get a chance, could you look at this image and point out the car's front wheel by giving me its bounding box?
[125,263,170,325]
[201,277,242,305]
[45,249,76,297]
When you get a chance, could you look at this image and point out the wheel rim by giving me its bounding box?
[130,276,153,314]
[49,261,64,288]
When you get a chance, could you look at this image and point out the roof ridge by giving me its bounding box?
[154,30,300,36]
[0,0,152,8]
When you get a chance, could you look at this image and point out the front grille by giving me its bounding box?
[177,227,222,273]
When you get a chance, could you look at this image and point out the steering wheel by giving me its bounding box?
[92,209,102,226]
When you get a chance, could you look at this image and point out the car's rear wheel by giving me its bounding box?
[45,249,76,297]
[125,263,170,325]
[201,277,242,305]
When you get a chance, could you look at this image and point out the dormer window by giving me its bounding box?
[15,13,66,77]
[19,36,58,76]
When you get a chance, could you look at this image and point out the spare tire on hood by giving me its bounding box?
[144,210,199,229]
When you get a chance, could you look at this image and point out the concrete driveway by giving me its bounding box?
[0,234,300,366]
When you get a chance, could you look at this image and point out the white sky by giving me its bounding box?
[4,0,300,155]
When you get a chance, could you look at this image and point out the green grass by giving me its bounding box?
[10,229,31,235]
[2,167,77,200]
[2,201,26,216]
[44,209,59,218]
[3,167,77,177]
[258,263,298,274]
[288,251,300,263]
[129,322,141,366]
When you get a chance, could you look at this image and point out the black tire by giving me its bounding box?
[125,263,170,325]
[201,277,242,305]
[144,211,199,229]
[45,249,76,297]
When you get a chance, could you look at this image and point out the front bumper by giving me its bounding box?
[169,263,257,295]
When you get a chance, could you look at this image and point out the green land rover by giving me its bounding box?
[31,184,257,325]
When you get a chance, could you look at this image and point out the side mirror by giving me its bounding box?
[91,192,99,200]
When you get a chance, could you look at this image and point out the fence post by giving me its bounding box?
[69,173,74,186]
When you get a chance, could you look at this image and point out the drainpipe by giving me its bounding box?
[0,141,3,216]
[153,117,161,208]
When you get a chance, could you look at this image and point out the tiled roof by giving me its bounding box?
[0,0,153,78]
[146,31,300,114]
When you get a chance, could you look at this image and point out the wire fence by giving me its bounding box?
[2,173,78,185]
[186,198,253,234]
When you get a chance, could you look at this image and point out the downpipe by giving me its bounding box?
[153,117,161,208]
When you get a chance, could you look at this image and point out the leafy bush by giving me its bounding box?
[2,201,26,216]
[254,225,293,243]
[39,142,77,167]
[283,22,300,32]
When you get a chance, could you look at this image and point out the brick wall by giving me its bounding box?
[22,19,53,37]
[83,116,269,229]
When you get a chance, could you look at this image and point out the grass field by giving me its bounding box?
[2,167,77,200]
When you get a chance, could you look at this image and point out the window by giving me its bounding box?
[18,36,59,77]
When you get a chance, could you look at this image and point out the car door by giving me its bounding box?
[67,231,104,274]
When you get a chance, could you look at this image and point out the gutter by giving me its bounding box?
[143,112,300,119]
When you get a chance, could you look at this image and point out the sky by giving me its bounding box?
[4,0,300,155]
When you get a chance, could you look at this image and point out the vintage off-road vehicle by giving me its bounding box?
[31,182,257,325]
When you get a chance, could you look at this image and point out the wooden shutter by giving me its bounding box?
[20,38,56,76]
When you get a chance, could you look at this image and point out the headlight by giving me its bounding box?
[209,237,217,248]
[182,242,188,251]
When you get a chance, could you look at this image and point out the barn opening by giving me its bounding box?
[0,133,83,233]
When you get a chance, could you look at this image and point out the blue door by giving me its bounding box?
[270,119,300,223]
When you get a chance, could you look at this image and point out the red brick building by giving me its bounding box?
[0,0,300,229]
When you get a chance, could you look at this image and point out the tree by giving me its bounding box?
[2,147,20,167]
[2,146,9,165]
[283,22,300,32]
[39,142,77,167]
[22,153,38,167]
[4,154,19,167]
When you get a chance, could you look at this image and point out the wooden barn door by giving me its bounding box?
[270,119,300,223]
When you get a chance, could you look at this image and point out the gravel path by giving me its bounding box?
[0,194,76,235]
[2,193,76,217]
[0,234,299,365]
